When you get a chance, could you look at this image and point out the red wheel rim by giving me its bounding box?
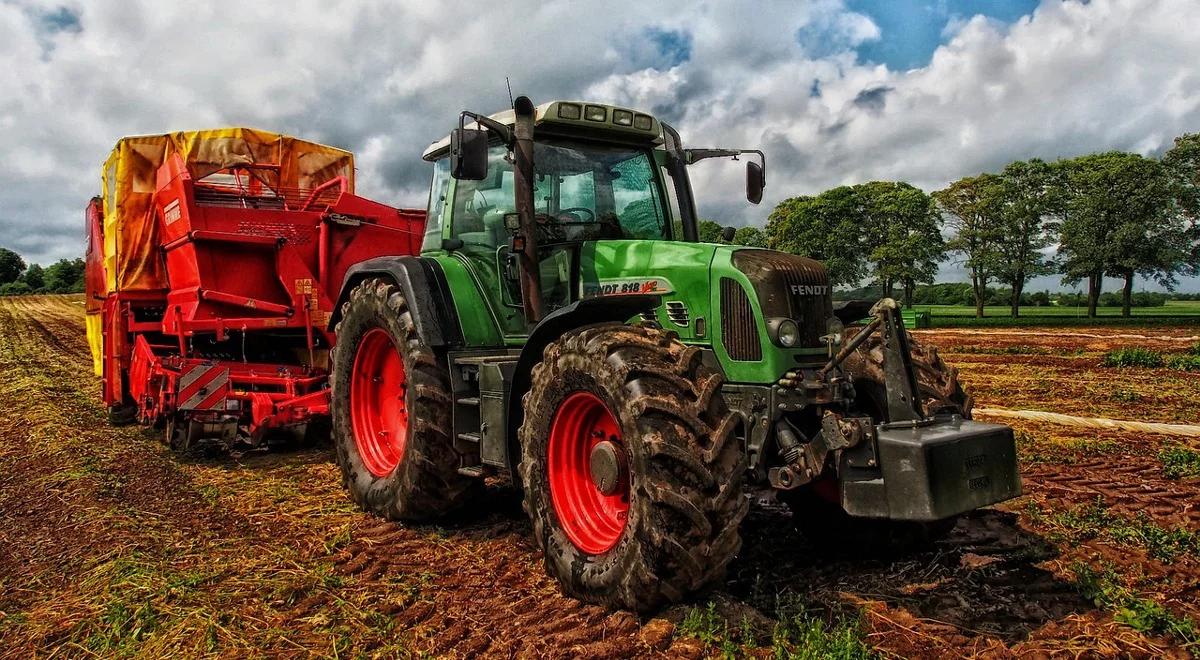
[350,328,408,477]
[548,391,629,554]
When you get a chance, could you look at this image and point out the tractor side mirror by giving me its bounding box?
[721,226,736,243]
[451,128,488,180]
[746,161,765,204]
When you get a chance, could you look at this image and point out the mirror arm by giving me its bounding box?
[685,148,767,184]
[460,111,514,146]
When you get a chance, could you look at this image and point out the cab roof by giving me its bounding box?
[421,101,663,161]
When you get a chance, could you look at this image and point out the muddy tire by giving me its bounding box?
[841,328,973,418]
[331,278,480,522]
[518,324,747,612]
[107,403,137,426]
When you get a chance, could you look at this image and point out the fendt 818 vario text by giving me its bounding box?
[89,98,1020,611]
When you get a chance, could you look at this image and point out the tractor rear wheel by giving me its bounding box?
[787,328,969,553]
[330,278,480,521]
[518,324,747,612]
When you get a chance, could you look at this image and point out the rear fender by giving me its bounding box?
[504,294,660,473]
[329,256,462,348]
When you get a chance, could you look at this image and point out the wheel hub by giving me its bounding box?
[349,327,408,478]
[589,439,626,495]
[547,391,630,555]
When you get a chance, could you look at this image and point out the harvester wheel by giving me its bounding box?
[107,403,138,426]
[788,328,969,553]
[331,278,480,521]
[519,324,747,612]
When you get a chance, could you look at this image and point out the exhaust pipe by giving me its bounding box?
[511,96,543,323]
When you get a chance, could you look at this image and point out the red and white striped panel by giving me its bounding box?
[176,364,230,411]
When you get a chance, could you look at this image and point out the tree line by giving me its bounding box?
[713,133,1200,318]
[0,247,85,296]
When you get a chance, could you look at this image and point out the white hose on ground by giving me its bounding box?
[973,407,1200,438]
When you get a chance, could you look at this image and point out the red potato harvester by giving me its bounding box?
[86,129,424,449]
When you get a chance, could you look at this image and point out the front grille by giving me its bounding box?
[730,250,831,348]
[720,278,761,361]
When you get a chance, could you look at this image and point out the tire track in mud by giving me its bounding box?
[1025,456,1200,529]
[315,514,648,657]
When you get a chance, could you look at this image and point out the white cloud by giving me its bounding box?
[0,0,1197,294]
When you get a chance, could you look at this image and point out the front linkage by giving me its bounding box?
[757,298,1021,522]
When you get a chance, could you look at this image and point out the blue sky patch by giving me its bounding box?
[38,6,82,34]
[643,27,692,69]
[849,0,1040,70]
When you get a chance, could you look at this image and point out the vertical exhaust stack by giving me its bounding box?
[511,96,543,323]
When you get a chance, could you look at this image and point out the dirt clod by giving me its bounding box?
[639,617,675,650]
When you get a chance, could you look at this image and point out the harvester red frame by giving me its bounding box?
[87,133,424,443]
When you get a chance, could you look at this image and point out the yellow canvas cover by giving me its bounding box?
[100,128,355,292]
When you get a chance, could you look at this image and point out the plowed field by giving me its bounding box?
[0,295,1197,658]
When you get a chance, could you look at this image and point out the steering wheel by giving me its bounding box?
[558,207,596,223]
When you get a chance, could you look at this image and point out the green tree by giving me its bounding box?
[766,187,870,287]
[857,181,945,307]
[994,159,1059,317]
[19,263,44,290]
[0,248,25,285]
[697,219,727,243]
[933,173,1005,318]
[1060,152,1183,317]
[0,281,32,296]
[731,226,767,248]
[43,258,86,293]
[766,183,944,305]
[1162,133,1200,271]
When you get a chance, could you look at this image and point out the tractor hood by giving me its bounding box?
[578,240,834,383]
[579,241,720,342]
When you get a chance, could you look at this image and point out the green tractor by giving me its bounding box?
[329,97,1020,612]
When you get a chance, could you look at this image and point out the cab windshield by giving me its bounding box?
[451,139,670,248]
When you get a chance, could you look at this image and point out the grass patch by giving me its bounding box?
[1016,431,1122,465]
[771,598,876,660]
[1111,387,1142,403]
[1032,497,1200,562]
[1159,445,1200,480]
[1102,348,1165,368]
[1165,353,1200,371]
[678,602,743,657]
[1073,562,1198,648]
[677,598,876,659]
[1102,343,1200,371]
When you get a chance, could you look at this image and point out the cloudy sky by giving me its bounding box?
[1,0,1198,291]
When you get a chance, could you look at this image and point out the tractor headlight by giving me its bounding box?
[767,318,800,348]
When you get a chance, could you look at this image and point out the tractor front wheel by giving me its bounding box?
[330,278,480,521]
[519,324,747,612]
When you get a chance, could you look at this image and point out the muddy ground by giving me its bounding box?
[0,295,1197,658]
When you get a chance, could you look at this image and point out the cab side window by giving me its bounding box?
[422,159,451,252]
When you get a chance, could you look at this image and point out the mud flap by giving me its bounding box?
[841,418,1021,521]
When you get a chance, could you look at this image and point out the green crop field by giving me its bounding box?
[900,300,1200,327]
[917,300,1200,317]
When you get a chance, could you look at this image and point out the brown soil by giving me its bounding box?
[0,298,1196,657]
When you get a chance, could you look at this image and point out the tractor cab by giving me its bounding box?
[420,99,765,338]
